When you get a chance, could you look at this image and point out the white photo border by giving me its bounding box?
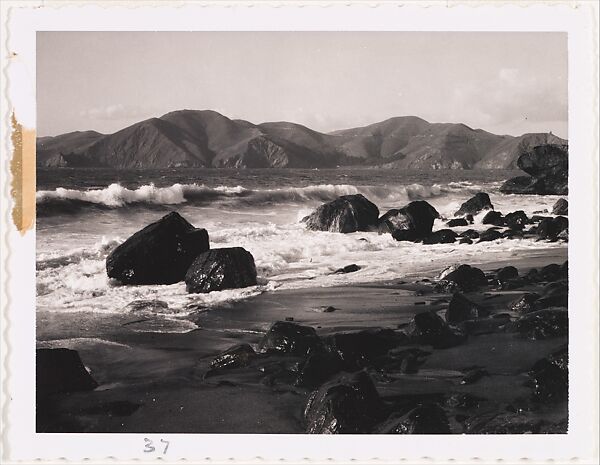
[1,1,598,463]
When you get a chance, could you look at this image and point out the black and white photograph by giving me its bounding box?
[1,2,598,463]
[34,30,571,434]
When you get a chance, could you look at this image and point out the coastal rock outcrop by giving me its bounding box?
[106,212,210,285]
[528,345,568,403]
[436,264,487,292]
[185,247,257,293]
[258,321,323,357]
[536,216,568,241]
[37,348,98,396]
[406,311,466,349]
[500,144,568,195]
[375,404,451,434]
[455,193,493,217]
[304,371,385,434]
[378,200,439,241]
[303,194,379,233]
[445,293,489,323]
[504,211,529,230]
[482,211,504,226]
[552,198,568,215]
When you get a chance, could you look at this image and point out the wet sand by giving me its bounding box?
[36,246,568,433]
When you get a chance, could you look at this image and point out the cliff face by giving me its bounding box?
[36,110,567,169]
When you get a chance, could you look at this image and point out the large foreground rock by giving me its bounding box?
[304,371,385,433]
[378,200,439,241]
[455,193,493,217]
[37,348,98,396]
[106,212,209,285]
[528,345,568,403]
[500,144,568,195]
[185,247,257,293]
[303,194,379,233]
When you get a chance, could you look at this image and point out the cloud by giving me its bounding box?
[449,68,567,134]
[80,103,153,120]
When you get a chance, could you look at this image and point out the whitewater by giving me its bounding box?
[36,168,566,332]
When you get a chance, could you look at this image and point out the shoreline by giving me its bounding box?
[36,245,568,434]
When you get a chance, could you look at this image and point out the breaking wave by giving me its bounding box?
[36,182,459,216]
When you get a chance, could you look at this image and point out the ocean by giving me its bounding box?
[36,168,566,333]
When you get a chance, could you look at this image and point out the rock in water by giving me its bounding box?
[446,218,468,227]
[37,348,98,396]
[379,200,439,241]
[446,293,489,323]
[205,344,257,377]
[106,211,209,285]
[185,247,257,293]
[500,144,568,195]
[422,229,457,244]
[552,198,568,215]
[509,293,541,314]
[482,211,504,226]
[437,264,487,292]
[376,404,450,434]
[303,194,379,233]
[505,307,568,340]
[304,371,384,434]
[504,211,529,230]
[537,216,568,241]
[324,328,406,368]
[529,345,568,403]
[258,321,323,357]
[455,193,493,217]
[406,311,466,349]
[478,229,503,243]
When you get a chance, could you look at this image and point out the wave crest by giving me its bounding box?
[36,182,451,216]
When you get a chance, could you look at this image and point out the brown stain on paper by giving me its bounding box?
[10,113,36,234]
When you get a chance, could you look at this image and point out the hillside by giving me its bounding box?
[36,110,566,169]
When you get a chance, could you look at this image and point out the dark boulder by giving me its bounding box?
[422,229,457,244]
[439,264,487,292]
[376,404,450,434]
[552,198,568,215]
[534,281,568,310]
[465,214,474,224]
[445,293,489,323]
[205,344,257,377]
[185,247,257,293]
[459,229,480,239]
[304,371,385,434]
[528,345,568,403]
[539,263,563,281]
[455,193,494,217]
[478,229,503,243]
[303,194,379,233]
[406,311,466,349]
[446,218,468,227]
[482,211,504,226]
[500,144,568,195]
[380,201,439,241]
[502,229,524,239]
[509,293,541,314]
[505,307,568,340]
[504,211,529,230]
[258,321,323,357]
[295,351,345,389]
[497,266,518,283]
[323,328,406,368]
[537,216,568,241]
[334,264,361,274]
[37,348,98,397]
[106,212,209,285]
[459,237,473,245]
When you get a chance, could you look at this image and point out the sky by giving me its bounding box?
[37,32,568,138]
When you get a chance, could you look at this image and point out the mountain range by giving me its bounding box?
[37,110,567,169]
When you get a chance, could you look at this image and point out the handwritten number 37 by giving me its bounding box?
[144,438,170,454]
